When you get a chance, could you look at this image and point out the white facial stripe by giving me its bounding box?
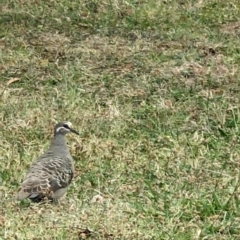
[64,121,72,128]
[56,126,70,132]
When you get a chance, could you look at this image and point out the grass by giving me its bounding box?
[1,0,240,239]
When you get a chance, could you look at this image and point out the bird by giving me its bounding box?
[16,121,79,203]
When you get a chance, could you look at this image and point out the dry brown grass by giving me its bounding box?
[1,0,240,239]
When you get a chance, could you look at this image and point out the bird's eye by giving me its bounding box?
[63,124,70,129]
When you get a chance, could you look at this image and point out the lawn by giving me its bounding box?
[1,0,240,239]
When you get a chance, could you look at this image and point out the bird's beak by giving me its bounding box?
[70,128,79,135]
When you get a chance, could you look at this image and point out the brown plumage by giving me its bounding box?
[16,121,79,203]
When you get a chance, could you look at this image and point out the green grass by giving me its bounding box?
[1,0,240,239]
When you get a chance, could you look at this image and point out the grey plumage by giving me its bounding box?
[16,121,79,203]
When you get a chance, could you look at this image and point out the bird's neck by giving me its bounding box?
[50,134,69,152]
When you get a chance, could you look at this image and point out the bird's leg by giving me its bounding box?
[52,198,59,205]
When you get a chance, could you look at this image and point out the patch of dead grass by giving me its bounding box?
[1,0,240,239]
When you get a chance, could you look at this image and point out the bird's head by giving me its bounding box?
[54,121,79,136]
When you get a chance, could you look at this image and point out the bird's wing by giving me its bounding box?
[16,156,74,201]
